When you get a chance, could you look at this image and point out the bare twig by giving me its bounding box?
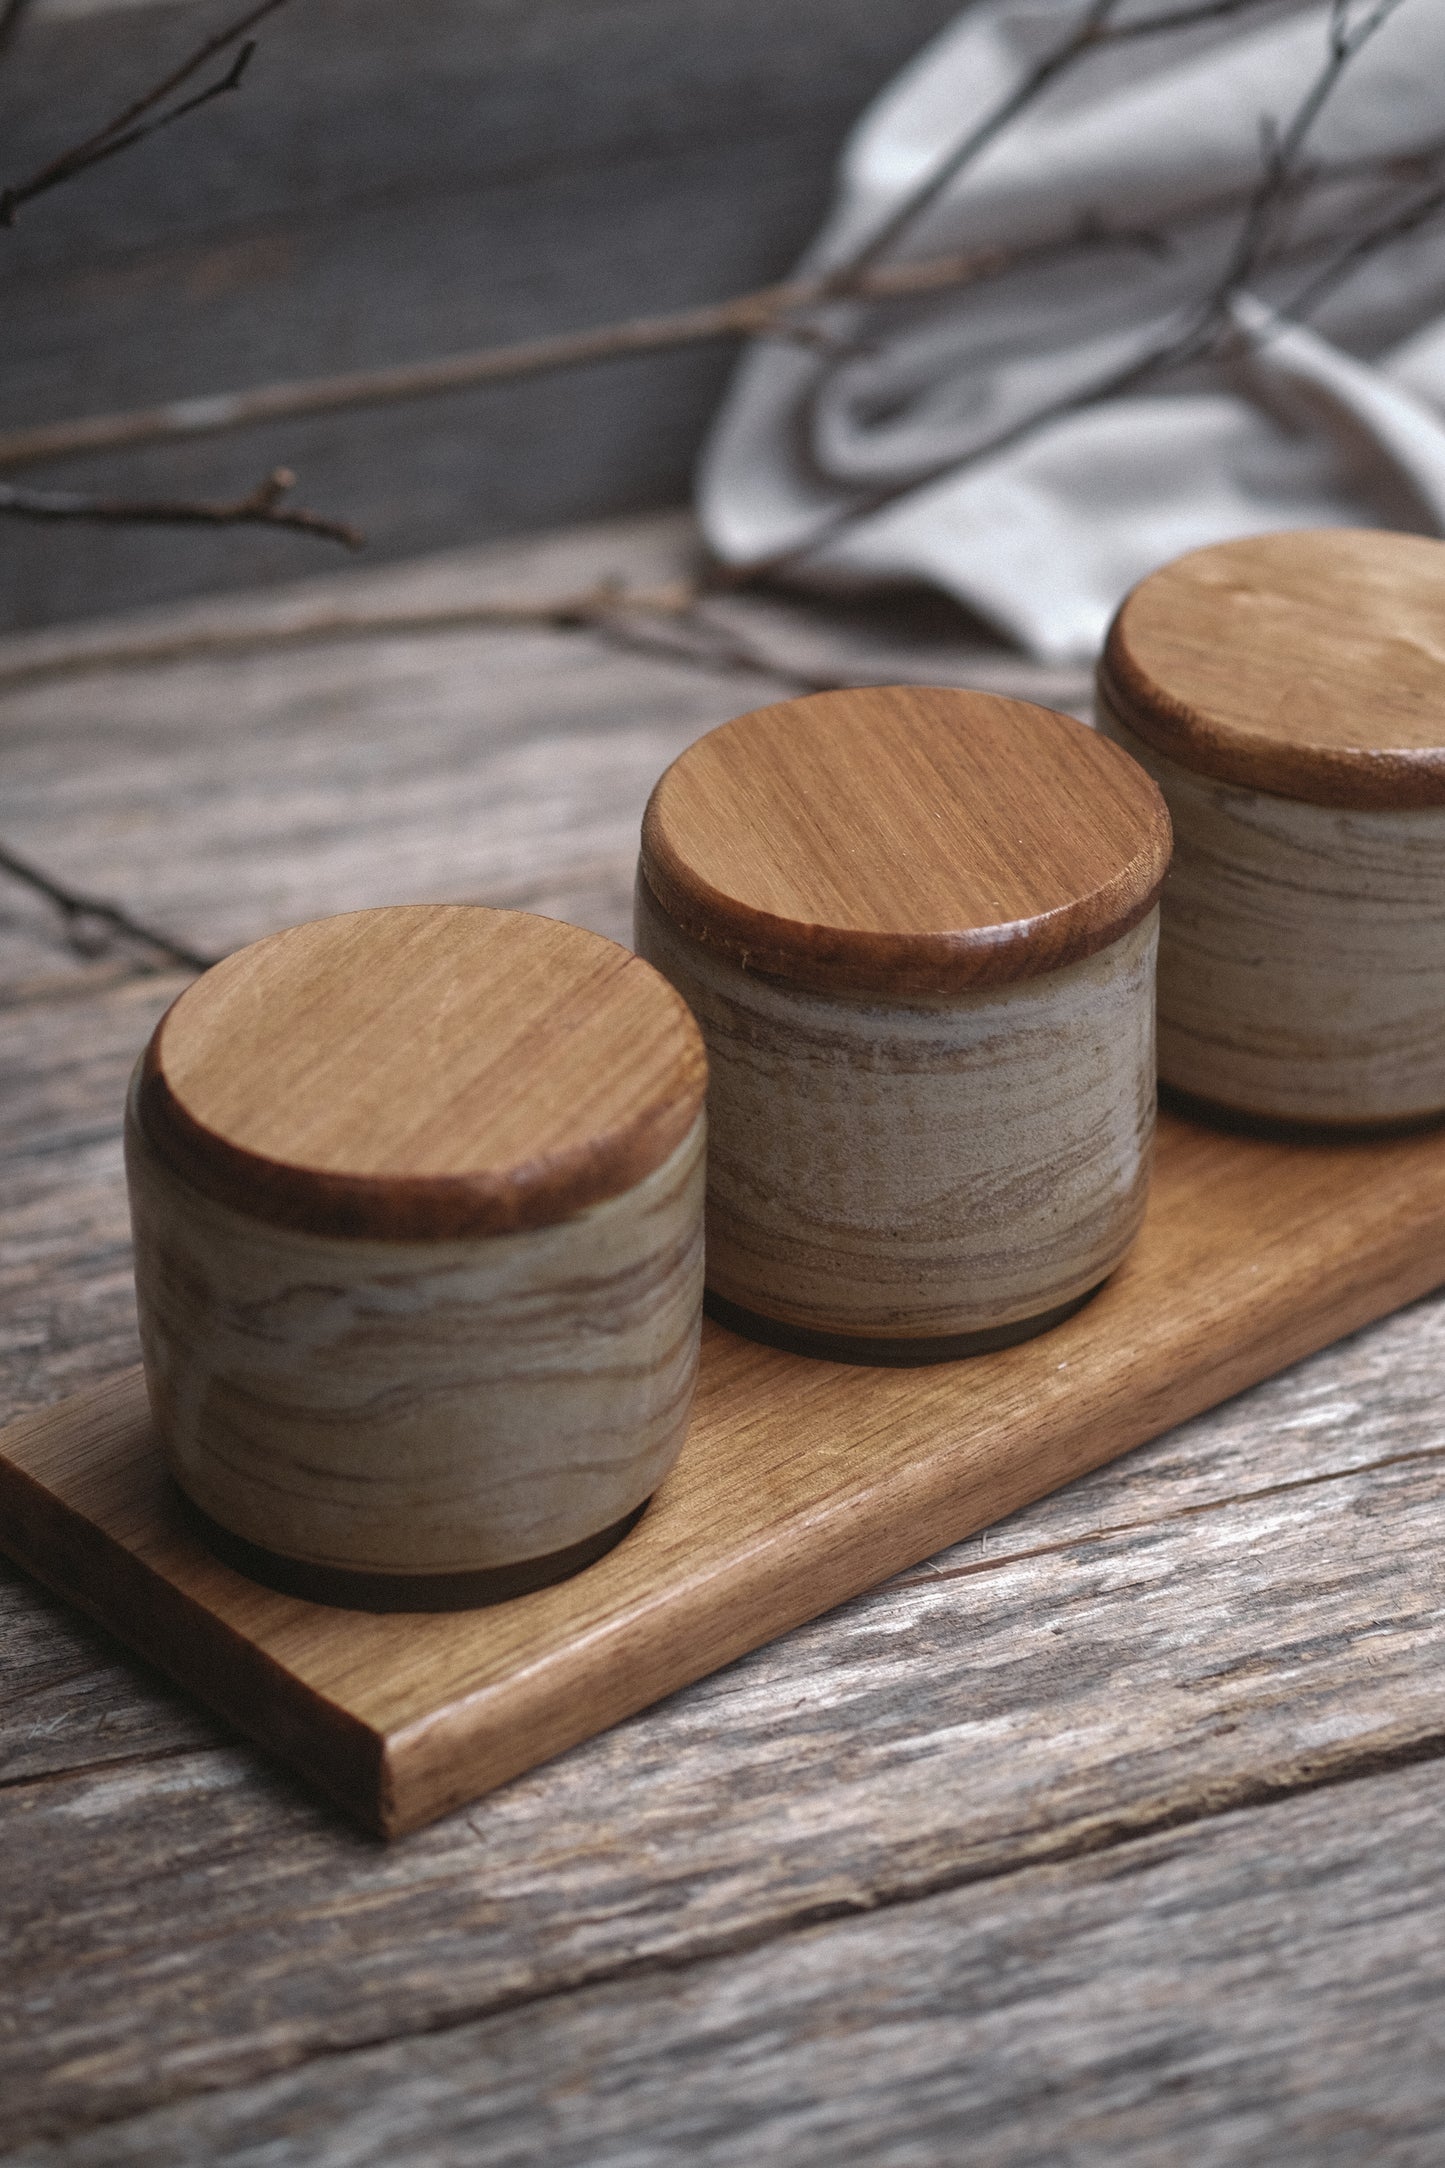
[0,572,833,702]
[0,2,1328,475]
[0,0,360,550]
[0,580,708,693]
[0,469,363,548]
[727,0,1422,582]
[0,840,217,972]
[0,0,1420,603]
[0,557,1092,716]
[1081,0,1416,379]
[0,0,287,224]
[835,0,1120,283]
[1189,0,1413,347]
[0,535,852,702]
[1283,170,1445,322]
[580,598,849,694]
[831,0,1290,283]
[0,231,1167,475]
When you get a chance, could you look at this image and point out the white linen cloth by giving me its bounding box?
[697,0,1445,659]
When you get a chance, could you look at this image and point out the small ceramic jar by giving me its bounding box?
[1098,528,1445,1129]
[635,685,1171,1361]
[125,904,706,1608]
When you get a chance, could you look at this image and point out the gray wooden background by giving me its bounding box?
[0,0,961,628]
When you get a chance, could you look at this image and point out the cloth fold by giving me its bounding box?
[698,0,1445,660]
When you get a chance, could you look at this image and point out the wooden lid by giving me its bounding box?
[639,686,1170,996]
[1100,528,1445,810]
[135,905,706,1240]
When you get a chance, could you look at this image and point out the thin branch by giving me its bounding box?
[579,599,849,694]
[0,557,1094,718]
[1094,0,1297,33]
[1282,171,1445,323]
[0,469,363,548]
[832,0,1290,283]
[0,572,832,699]
[725,0,1421,583]
[1187,0,1413,345]
[0,39,262,222]
[0,0,1416,590]
[835,0,1120,284]
[0,581,712,693]
[0,840,217,973]
[0,0,287,225]
[0,228,1170,475]
[0,0,1287,469]
[44,0,283,138]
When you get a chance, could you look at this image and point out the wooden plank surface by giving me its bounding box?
[1,509,1443,2160]
[12,1758,1444,2167]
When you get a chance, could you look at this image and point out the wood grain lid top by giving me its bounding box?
[135,906,707,1240]
[639,686,1171,996]
[1100,529,1445,809]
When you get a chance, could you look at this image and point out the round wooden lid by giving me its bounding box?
[639,686,1170,996]
[135,905,706,1240]
[1100,528,1445,810]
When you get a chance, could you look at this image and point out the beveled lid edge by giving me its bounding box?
[134,928,708,1243]
[1100,535,1445,812]
[639,705,1172,996]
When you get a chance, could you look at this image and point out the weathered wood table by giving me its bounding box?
[3,511,1443,2165]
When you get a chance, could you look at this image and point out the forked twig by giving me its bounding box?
[0,0,287,224]
[0,0,360,549]
[0,0,1292,476]
[0,469,362,547]
[1190,0,1413,349]
[730,0,1423,581]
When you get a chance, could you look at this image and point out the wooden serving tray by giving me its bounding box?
[4,1104,1444,1838]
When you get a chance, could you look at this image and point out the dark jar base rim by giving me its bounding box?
[174,1486,648,1613]
[704,1282,1104,1368]
[1160,1079,1445,1144]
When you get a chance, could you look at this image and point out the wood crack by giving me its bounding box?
[885,1437,1445,1592]
[0,838,216,975]
[0,1739,203,1797]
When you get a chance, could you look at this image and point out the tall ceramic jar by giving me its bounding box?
[636,685,1171,1362]
[126,904,707,1607]
[1098,528,1445,1129]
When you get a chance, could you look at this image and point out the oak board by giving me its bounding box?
[3,1101,1445,1837]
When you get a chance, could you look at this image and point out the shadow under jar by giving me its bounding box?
[636,685,1171,1364]
[1098,528,1445,1132]
[125,904,707,1610]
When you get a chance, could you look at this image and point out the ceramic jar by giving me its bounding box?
[125,904,707,1607]
[635,685,1171,1361]
[1098,527,1445,1129]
